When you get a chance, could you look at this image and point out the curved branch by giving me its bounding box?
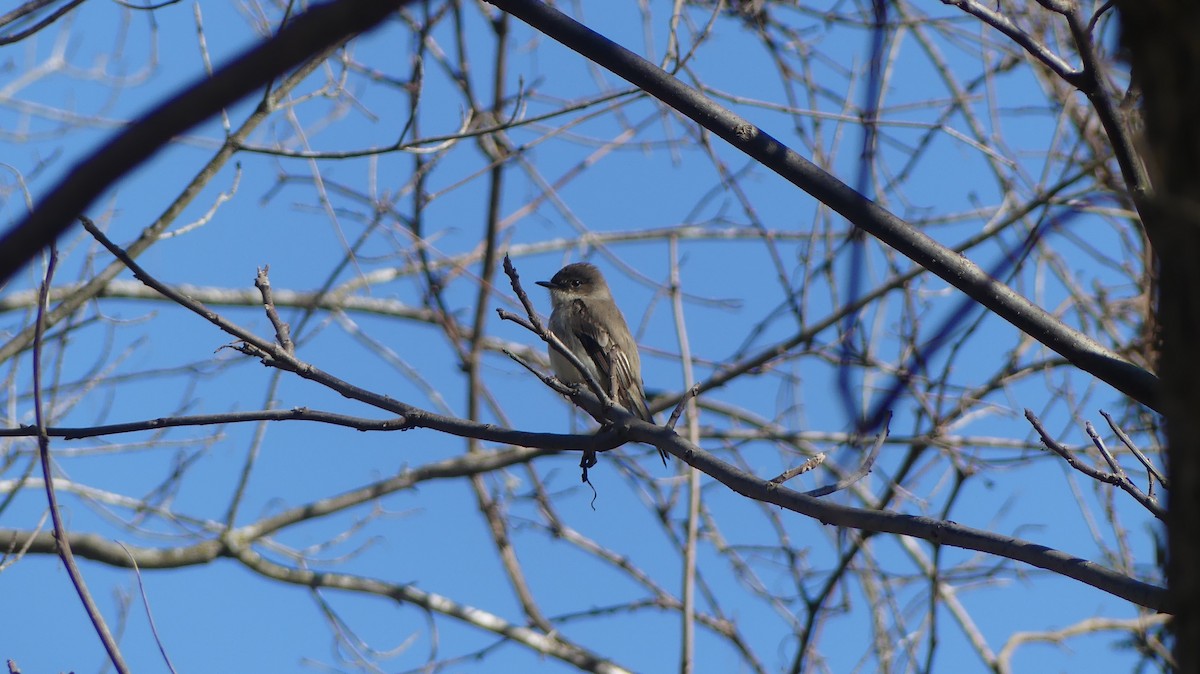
[616,415,1170,612]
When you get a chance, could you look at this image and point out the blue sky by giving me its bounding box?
[0,1,1164,672]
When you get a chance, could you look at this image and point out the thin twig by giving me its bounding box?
[769,453,826,485]
[1084,422,1123,474]
[1099,409,1167,489]
[254,266,294,354]
[118,542,180,674]
[804,412,890,498]
[0,409,410,439]
[501,253,546,334]
[32,246,130,673]
[1087,0,1116,33]
[1026,410,1165,520]
[667,385,699,430]
[502,348,570,393]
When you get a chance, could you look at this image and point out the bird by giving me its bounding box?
[536,262,667,465]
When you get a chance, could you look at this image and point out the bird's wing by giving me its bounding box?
[569,299,652,423]
[569,299,621,393]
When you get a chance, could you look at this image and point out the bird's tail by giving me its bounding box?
[628,392,668,466]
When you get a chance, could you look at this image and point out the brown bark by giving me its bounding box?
[1117,2,1200,670]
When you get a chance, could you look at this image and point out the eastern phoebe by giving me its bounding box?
[536,262,667,465]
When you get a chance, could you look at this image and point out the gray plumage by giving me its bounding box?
[537,263,666,464]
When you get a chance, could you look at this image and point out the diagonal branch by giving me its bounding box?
[611,416,1170,612]
[486,0,1160,413]
[0,0,413,287]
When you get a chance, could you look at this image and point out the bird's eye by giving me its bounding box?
[570,279,581,287]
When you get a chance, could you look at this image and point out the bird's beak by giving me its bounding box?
[535,280,556,289]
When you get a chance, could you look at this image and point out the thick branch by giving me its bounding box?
[613,416,1170,612]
